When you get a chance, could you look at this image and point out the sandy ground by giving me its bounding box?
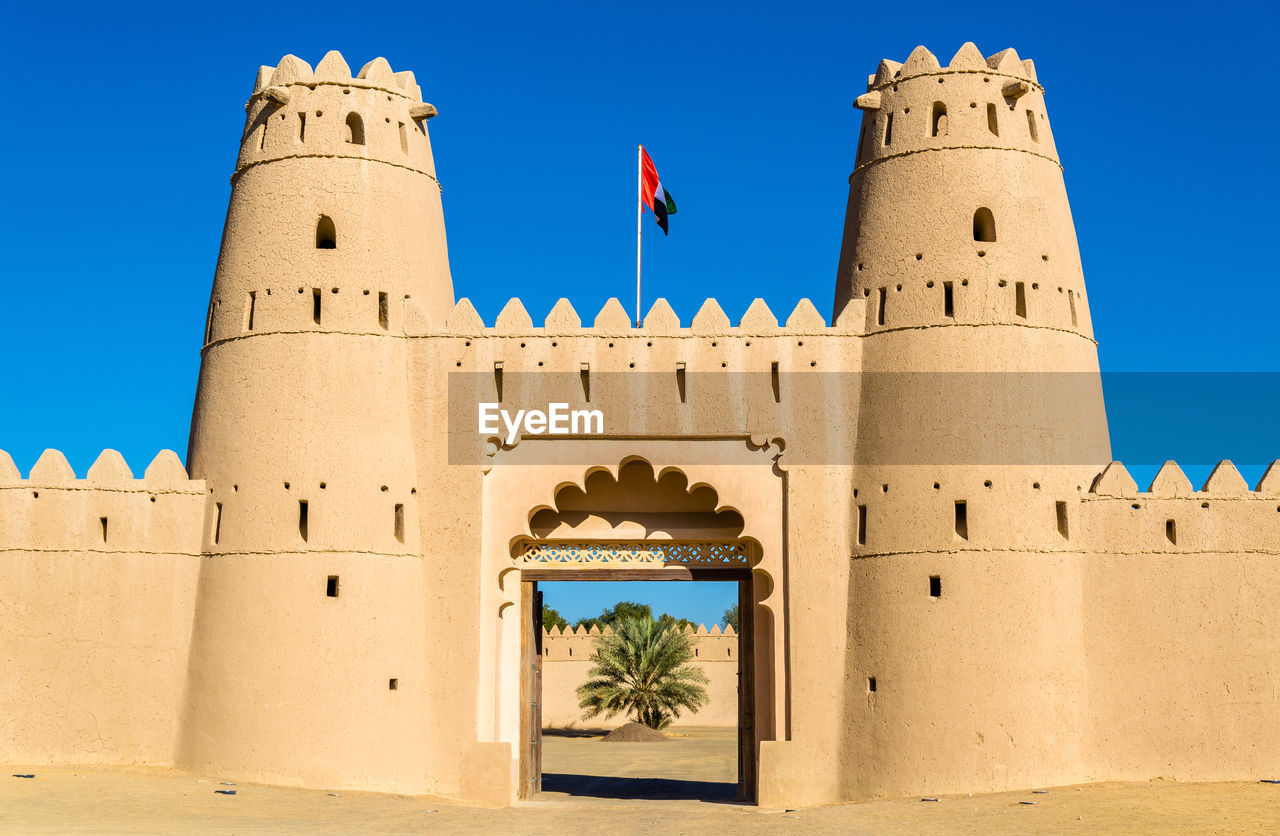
[3,728,1279,834]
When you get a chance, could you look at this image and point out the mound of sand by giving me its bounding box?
[600,722,669,742]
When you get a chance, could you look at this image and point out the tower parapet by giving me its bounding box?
[836,44,1089,344]
[237,53,439,187]
[834,43,1110,471]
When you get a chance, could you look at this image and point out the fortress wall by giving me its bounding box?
[829,460,1280,801]
[835,464,1095,800]
[0,449,206,766]
[410,295,866,469]
[1078,461,1280,781]
[540,626,739,729]
[404,346,510,801]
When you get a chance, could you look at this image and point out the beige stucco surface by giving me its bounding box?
[1,43,1278,811]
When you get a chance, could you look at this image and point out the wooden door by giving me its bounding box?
[737,577,756,802]
[518,581,544,798]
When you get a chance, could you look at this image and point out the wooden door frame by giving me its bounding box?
[517,567,756,803]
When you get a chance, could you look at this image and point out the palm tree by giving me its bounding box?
[576,615,710,730]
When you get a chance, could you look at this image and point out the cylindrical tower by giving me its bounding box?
[836,42,1109,467]
[834,44,1110,799]
[179,51,450,790]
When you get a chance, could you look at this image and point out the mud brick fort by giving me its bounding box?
[2,43,1278,806]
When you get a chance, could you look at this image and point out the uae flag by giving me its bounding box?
[640,146,677,234]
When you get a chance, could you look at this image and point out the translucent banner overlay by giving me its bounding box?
[445,372,1280,467]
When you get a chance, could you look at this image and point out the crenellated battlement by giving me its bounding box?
[866,43,1039,91]
[234,51,439,183]
[252,52,428,103]
[850,460,1280,561]
[0,448,206,554]
[424,296,862,336]
[541,622,738,662]
[851,43,1056,174]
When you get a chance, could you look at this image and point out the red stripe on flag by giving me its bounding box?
[640,146,661,213]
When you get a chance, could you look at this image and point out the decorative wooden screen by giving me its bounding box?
[517,540,751,567]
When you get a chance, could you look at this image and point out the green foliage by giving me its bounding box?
[573,600,692,632]
[571,600,653,631]
[721,603,739,632]
[576,615,710,730]
[541,604,568,631]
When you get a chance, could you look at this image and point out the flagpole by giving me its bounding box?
[636,144,643,327]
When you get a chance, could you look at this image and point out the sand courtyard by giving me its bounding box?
[4,728,1278,834]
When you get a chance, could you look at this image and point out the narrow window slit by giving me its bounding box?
[855,116,870,164]
[394,504,405,543]
[954,501,968,540]
[1015,282,1027,318]
[1056,501,1069,539]
[100,516,108,543]
[771,361,780,403]
[326,576,339,598]
[312,288,322,324]
[986,103,999,136]
[943,282,954,318]
[867,676,877,693]
[258,122,267,151]
[877,288,887,326]
[857,504,867,546]
[676,363,687,404]
[1166,519,1177,545]
[493,362,504,402]
[244,291,256,331]
[213,502,222,544]
[929,575,941,598]
[883,113,893,146]
[378,292,389,330]
[580,363,591,402]
[1026,109,1039,142]
[398,122,408,155]
[298,500,309,542]
[298,112,307,142]
[1068,290,1078,326]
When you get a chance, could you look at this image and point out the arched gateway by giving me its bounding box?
[477,443,789,802]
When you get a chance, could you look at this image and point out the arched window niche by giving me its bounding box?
[345,112,365,145]
[316,215,337,249]
[973,207,996,243]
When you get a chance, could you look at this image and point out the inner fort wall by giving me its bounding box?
[539,626,740,729]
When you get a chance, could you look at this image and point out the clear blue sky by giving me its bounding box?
[3,1,1277,626]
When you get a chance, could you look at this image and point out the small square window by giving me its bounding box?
[388,678,399,691]
[326,576,339,598]
[929,575,941,598]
